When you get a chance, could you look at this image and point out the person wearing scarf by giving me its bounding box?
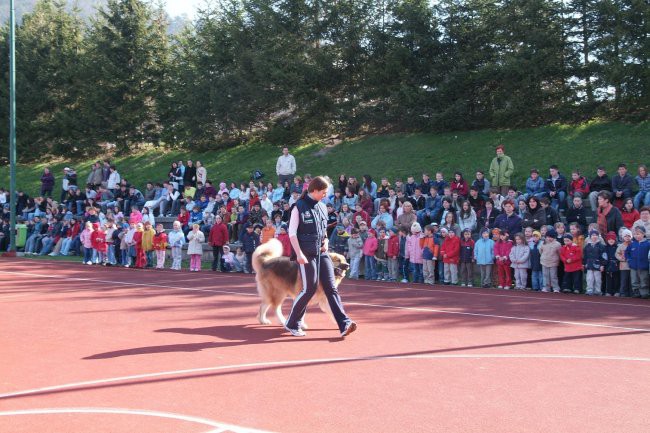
[597,191,623,237]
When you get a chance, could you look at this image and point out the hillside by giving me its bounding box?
[1,121,649,197]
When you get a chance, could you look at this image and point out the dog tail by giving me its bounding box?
[252,238,284,273]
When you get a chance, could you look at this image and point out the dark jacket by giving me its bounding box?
[240,230,260,253]
[583,242,605,270]
[612,174,634,197]
[529,240,542,271]
[477,208,500,230]
[589,174,611,193]
[459,239,474,263]
[545,173,568,194]
[494,212,522,235]
[544,206,560,226]
[604,244,618,273]
[522,207,546,230]
[566,206,588,232]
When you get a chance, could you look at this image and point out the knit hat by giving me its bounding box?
[223,245,230,252]
[532,230,541,238]
[546,229,557,238]
[634,225,646,234]
[621,228,632,238]
[411,222,422,233]
[462,228,472,234]
[390,227,398,234]
[480,227,489,235]
[588,230,600,237]
[563,234,573,241]
[605,231,617,242]
[440,227,449,234]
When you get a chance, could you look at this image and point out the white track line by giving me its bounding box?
[1,354,648,401]
[1,269,649,332]
[10,257,650,309]
[0,407,276,433]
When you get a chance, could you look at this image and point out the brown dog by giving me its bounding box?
[252,238,349,327]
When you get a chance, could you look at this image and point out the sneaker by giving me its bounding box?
[497,286,503,289]
[562,289,571,293]
[585,290,594,296]
[284,325,306,337]
[467,284,473,287]
[605,293,612,297]
[594,291,602,296]
[86,261,93,265]
[460,283,466,287]
[613,293,620,297]
[341,321,357,337]
[401,279,408,283]
[553,289,560,293]
[573,290,580,294]
[541,288,550,293]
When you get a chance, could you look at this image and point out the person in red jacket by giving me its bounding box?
[494,230,513,289]
[133,223,147,268]
[440,229,460,285]
[386,227,400,282]
[90,222,107,265]
[560,233,583,293]
[276,223,292,257]
[451,172,469,199]
[152,223,168,269]
[208,215,230,271]
[568,169,590,208]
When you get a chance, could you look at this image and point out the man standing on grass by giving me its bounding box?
[489,145,514,197]
[276,146,296,186]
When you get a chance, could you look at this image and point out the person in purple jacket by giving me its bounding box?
[40,168,55,198]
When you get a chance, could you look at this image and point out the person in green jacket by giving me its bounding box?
[489,145,514,196]
[15,218,27,250]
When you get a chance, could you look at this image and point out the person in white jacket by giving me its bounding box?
[167,221,186,270]
[276,147,296,186]
[187,223,205,272]
[107,165,121,191]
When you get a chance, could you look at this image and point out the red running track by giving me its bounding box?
[1,258,649,433]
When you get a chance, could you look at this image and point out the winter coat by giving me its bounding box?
[240,230,260,253]
[362,236,378,256]
[90,229,107,253]
[187,230,205,255]
[405,234,424,264]
[387,235,400,258]
[40,172,55,191]
[141,228,155,252]
[583,241,605,270]
[152,232,168,251]
[375,238,388,261]
[612,174,634,196]
[494,212,522,235]
[566,206,588,231]
[459,238,474,263]
[525,177,545,195]
[494,240,513,266]
[604,244,619,273]
[622,209,640,229]
[208,222,229,246]
[624,239,650,270]
[521,207,546,230]
[509,244,530,269]
[615,242,630,271]
[545,174,568,194]
[277,233,292,256]
[569,177,590,197]
[440,235,460,265]
[80,228,93,249]
[477,208,499,230]
[457,210,477,233]
[560,243,583,272]
[347,236,364,259]
[489,155,514,187]
[529,240,542,271]
[589,174,612,193]
[474,238,495,265]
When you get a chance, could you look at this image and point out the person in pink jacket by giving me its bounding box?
[363,229,379,280]
[405,222,424,283]
[494,230,513,288]
[79,222,94,265]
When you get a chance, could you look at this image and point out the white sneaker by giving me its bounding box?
[541,288,550,293]
[284,324,306,337]
[401,279,408,283]
[86,261,93,265]
[341,321,357,337]
[467,284,473,287]
[460,283,466,287]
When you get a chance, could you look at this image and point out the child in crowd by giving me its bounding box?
[80,221,94,265]
[168,220,185,270]
[441,227,460,285]
[187,223,205,272]
[152,223,168,269]
[569,222,585,250]
[529,231,543,291]
[105,220,117,265]
[363,229,378,280]
[420,225,438,285]
[234,247,246,272]
[494,230,513,289]
[142,221,155,268]
[406,223,424,283]
[118,223,130,267]
[90,223,107,265]
[509,233,530,290]
[276,223,291,256]
[603,231,619,296]
[261,218,276,244]
[625,226,649,298]
[459,228,474,286]
[347,228,363,279]
[474,228,495,288]
[583,230,605,295]
[398,227,410,283]
[375,228,389,280]
[221,245,235,272]
[615,228,633,296]
[539,229,561,292]
[386,228,400,282]
[240,223,260,273]
[133,223,146,269]
[560,234,583,294]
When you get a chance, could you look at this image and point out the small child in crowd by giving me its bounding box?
[560,234,583,294]
[152,223,168,269]
[458,228,474,287]
[187,223,205,272]
[168,221,185,271]
[405,223,424,283]
[509,233,530,290]
[474,228,495,288]
[583,230,605,295]
[529,231,543,291]
[347,228,363,279]
[494,230,513,289]
[363,228,378,280]
[420,225,438,285]
[441,228,460,285]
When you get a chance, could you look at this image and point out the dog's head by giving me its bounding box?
[330,252,350,278]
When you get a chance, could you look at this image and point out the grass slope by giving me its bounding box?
[1,120,648,196]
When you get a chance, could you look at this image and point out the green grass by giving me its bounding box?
[2,120,649,196]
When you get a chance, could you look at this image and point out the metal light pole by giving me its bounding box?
[8,0,16,253]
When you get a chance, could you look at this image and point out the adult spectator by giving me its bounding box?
[276,147,296,186]
[488,145,514,196]
[107,165,121,192]
[587,166,611,210]
[596,191,623,236]
[566,196,588,233]
[612,163,633,205]
[102,161,111,183]
[521,196,546,230]
[522,168,546,201]
[127,186,145,215]
[86,162,103,188]
[545,165,567,211]
[632,207,650,239]
[634,164,650,209]
[196,161,207,186]
[471,170,491,200]
[60,168,72,202]
[494,199,522,234]
[396,201,417,232]
[40,168,55,198]
[184,160,197,187]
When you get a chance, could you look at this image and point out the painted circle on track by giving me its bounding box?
[0,407,277,433]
